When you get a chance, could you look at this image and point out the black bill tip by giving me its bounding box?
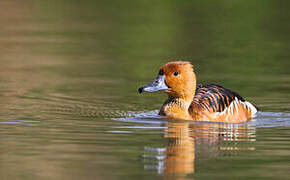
[138,87,144,94]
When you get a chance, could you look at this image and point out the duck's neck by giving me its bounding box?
[160,75,197,120]
[159,94,194,120]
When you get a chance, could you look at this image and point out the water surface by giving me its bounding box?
[0,0,290,180]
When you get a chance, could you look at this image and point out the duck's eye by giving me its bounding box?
[159,69,164,75]
[173,71,179,76]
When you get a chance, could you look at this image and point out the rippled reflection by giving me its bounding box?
[144,121,256,179]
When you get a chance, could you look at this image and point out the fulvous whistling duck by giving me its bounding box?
[138,61,258,123]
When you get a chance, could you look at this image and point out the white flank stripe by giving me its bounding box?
[245,101,258,117]
[213,97,258,118]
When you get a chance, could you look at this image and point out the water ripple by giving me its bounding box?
[112,110,290,128]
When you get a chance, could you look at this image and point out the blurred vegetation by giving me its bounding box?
[30,0,290,98]
[1,0,289,110]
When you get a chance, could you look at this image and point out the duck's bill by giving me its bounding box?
[138,75,169,93]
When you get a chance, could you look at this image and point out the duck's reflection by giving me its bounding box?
[144,121,256,179]
[164,122,195,176]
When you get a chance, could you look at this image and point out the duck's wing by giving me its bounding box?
[192,84,258,116]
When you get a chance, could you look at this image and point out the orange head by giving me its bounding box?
[138,61,196,100]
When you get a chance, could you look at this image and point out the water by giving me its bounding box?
[0,0,290,179]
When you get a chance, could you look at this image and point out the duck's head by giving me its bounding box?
[138,61,196,99]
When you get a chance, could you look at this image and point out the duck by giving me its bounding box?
[138,61,258,123]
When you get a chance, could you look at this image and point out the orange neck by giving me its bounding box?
[160,74,197,120]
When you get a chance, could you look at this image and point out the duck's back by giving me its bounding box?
[190,84,258,122]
